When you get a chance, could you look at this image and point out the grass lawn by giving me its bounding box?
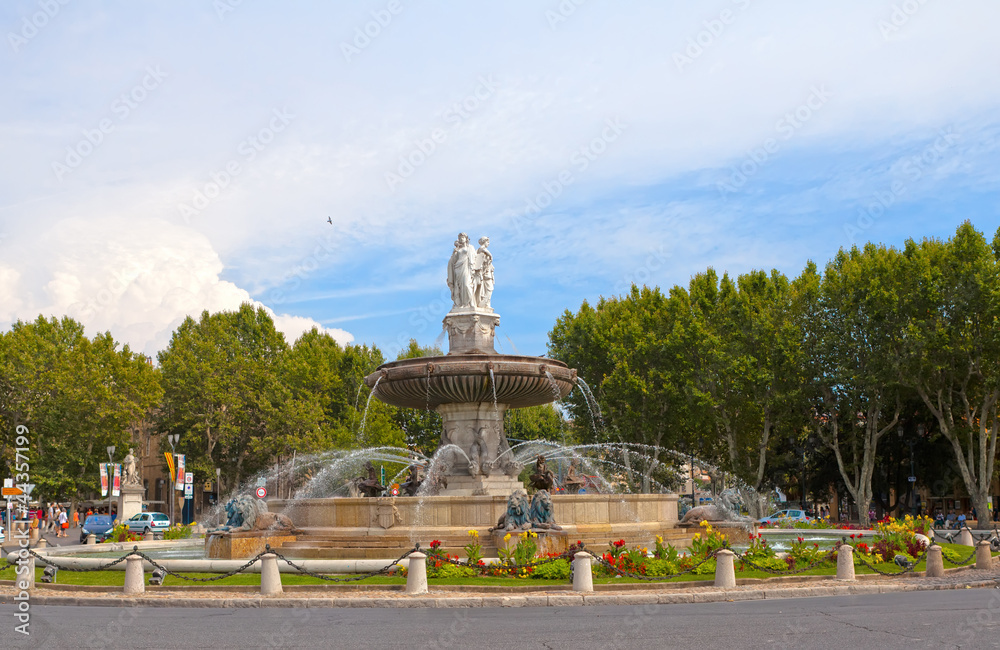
[0,542,986,588]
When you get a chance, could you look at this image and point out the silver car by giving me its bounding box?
[759,509,812,525]
[124,512,171,535]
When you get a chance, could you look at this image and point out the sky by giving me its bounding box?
[1,1,999,360]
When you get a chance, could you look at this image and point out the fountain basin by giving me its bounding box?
[267,493,688,559]
[363,355,576,409]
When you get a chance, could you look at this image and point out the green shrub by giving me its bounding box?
[530,559,570,580]
[163,525,193,540]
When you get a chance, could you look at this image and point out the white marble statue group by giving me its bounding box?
[447,233,494,311]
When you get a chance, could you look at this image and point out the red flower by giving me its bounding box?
[613,539,626,548]
[797,536,804,543]
[430,540,441,549]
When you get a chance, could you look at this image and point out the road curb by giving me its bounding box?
[2,578,996,609]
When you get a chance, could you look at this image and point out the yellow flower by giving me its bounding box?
[699,520,709,528]
[468,529,478,537]
[655,535,663,545]
[693,533,700,540]
[530,531,538,538]
[504,533,511,542]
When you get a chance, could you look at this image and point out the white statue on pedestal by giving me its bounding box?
[474,237,494,309]
[447,233,477,309]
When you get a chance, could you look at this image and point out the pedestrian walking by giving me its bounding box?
[57,507,69,537]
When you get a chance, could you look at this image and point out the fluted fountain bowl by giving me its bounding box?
[363,355,577,409]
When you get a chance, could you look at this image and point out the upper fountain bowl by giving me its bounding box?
[363,355,577,410]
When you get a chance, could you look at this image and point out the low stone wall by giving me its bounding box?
[205,532,298,559]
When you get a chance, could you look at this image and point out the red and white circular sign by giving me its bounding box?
[255,486,267,499]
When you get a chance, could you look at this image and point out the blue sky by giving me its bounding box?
[1,1,998,358]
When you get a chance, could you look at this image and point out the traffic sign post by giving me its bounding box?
[255,486,267,499]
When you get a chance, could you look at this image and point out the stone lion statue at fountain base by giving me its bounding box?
[215,495,295,533]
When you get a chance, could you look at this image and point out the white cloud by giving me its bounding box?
[0,216,353,356]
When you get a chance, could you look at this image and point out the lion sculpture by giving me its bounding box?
[528,490,562,531]
[489,489,532,532]
[216,494,295,533]
[679,489,752,525]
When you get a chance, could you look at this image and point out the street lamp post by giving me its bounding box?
[167,434,180,525]
[106,446,116,519]
[216,467,221,504]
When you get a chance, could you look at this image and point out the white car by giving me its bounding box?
[124,512,171,535]
[759,509,812,525]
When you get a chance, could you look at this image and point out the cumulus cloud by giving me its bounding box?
[0,217,353,356]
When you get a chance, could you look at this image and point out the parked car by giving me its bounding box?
[0,524,5,544]
[759,509,812,525]
[79,514,116,543]
[124,512,171,535]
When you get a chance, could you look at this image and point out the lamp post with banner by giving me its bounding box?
[106,446,116,519]
[167,434,180,525]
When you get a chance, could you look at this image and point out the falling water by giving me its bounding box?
[543,370,561,401]
[575,377,604,433]
[357,376,381,444]
[489,367,499,422]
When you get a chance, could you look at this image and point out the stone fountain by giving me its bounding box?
[237,234,685,560]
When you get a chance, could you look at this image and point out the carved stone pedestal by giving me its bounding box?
[443,309,500,355]
[437,402,522,496]
[118,485,145,522]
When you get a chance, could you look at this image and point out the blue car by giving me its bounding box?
[80,514,116,543]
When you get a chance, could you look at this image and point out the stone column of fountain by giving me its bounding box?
[365,233,576,497]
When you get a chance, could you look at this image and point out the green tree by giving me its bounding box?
[0,316,161,511]
[389,339,443,454]
[899,222,1000,527]
[803,245,908,527]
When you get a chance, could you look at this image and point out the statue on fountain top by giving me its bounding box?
[446,233,494,313]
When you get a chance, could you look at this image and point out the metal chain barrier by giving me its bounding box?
[28,549,134,572]
[268,545,418,583]
[941,546,979,568]
[134,549,268,582]
[851,547,928,576]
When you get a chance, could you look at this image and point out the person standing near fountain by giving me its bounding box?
[447,232,477,309]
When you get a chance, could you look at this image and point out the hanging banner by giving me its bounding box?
[176,454,185,490]
[164,452,175,478]
[99,463,109,497]
[111,464,121,497]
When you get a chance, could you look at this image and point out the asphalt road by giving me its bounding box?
[2,588,999,649]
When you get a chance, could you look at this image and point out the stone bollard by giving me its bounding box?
[976,540,992,571]
[260,553,283,596]
[958,527,975,547]
[572,552,594,593]
[143,529,154,542]
[405,551,428,595]
[836,544,855,581]
[18,554,35,591]
[86,534,96,545]
[29,527,39,543]
[714,549,736,588]
[36,537,47,549]
[925,544,944,578]
[123,555,145,595]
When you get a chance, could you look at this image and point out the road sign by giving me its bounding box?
[185,472,194,485]
[908,476,917,483]
[255,476,267,488]
[255,486,267,499]
[1,486,23,496]
[390,484,400,497]
[184,483,193,498]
